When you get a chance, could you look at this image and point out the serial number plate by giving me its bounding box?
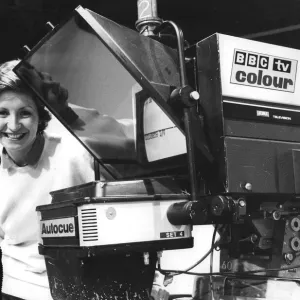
[160,231,185,239]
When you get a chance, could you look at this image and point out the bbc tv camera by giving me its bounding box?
[14,1,300,299]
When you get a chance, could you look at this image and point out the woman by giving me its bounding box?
[0,60,105,300]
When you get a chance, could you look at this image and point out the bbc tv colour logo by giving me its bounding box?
[230,49,298,93]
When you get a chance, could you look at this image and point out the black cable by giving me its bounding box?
[157,225,222,279]
[184,245,214,273]
[157,240,219,278]
[155,226,222,300]
[159,221,300,279]
[210,225,218,300]
[210,226,218,274]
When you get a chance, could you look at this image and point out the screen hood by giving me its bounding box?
[14,6,186,179]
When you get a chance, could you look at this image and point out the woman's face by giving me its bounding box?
[0,90,39,155]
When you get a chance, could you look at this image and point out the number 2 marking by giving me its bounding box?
[139,0,151,18]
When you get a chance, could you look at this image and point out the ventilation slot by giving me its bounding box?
[81,208,98,242]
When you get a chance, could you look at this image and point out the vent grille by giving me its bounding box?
[81,208,98,242]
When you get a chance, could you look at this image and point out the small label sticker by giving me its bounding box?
[256,110,270,117]
[160,231,185,239]
[41,217,76,238]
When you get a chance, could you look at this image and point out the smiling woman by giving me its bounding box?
[0,61,51,167]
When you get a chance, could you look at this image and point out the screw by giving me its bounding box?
[250,234,258,243]
[190,91,200,100]
[106,207,116,220]
[241,182,252,191]
[285,253,294,263]
[273,211,281,220]
[143,252,150,265]
[239,199,246,207]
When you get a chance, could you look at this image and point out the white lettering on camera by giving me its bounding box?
[256,110,269,117]
[273,115,291,121]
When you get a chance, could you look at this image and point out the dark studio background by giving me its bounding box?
[1,0,300,64]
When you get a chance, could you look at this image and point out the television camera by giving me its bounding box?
[14,1,300,299]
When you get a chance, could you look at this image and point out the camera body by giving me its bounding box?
[188,35,300,291]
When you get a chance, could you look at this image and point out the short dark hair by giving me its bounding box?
[0,60,51,134]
